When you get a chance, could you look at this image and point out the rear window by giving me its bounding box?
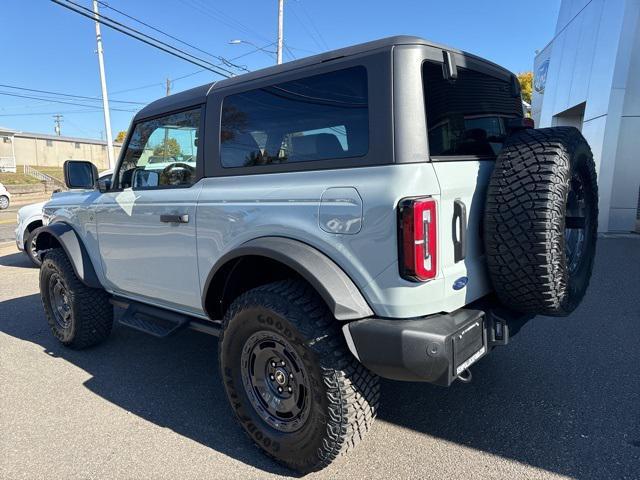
[423,61,522,157]
[220,66,369,168]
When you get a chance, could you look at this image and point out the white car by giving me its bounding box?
[15,199,47,266]
[0,182,11,209]
[15,169,112,266]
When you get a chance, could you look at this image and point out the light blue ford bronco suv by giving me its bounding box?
[35,37,598,473]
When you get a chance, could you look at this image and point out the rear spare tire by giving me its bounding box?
[484,126,598,316]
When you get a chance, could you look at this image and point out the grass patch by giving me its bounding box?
[0,166,64,185]
[36,167,64,181]
[0,173,42,185]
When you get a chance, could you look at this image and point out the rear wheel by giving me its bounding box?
[484,127,598,316]
[0,195,9,210]
[219,279,379,473]
[40,248,113,348]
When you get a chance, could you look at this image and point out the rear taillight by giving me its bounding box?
[398,197,437,282]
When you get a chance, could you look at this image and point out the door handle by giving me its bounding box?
[452,199,466,263]
[160,213,189,224]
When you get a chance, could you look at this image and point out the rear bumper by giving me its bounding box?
[343,301,533,386]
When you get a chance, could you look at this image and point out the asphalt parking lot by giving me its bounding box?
[0,208,19,244]
[1,236,639,480]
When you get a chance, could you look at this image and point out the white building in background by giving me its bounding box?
[533,0,640,232]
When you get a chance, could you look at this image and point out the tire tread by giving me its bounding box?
[40,248,113,349]
[219,279,379,472]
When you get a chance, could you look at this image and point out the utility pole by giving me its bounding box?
[276,0,284,65]
[93,0,115,169]
[166,78,171,97]
[53,114,63,136]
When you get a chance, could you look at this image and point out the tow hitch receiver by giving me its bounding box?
[346,309,489,386]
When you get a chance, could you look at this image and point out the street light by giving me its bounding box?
[228,40,277,60]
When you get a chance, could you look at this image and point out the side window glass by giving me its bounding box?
[220,66,369,168]
[118,109,200,189]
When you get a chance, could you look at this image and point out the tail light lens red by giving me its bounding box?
[398,197,437,282]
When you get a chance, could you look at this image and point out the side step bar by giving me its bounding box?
[110,297,221,338]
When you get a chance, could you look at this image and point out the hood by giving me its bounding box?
[18,201,46,220]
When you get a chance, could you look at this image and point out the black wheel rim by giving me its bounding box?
[565,172,588,275]
[240,331,311,433]
[48,273,72,329]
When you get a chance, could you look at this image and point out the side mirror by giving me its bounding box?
[63,160,98,189]
[97,177,112,193]
[132,169,159,188]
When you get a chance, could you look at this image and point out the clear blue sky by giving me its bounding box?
[0,0,560,140]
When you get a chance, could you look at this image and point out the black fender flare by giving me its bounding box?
[202,237,374,321]
[34,223,102,289]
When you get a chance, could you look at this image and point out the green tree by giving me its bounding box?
[114,130,127,143]
[153,137,181,157]
[517,71,533,104]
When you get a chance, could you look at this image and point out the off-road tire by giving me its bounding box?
[219,279,379,473]
[40,248,113,348]
[25,226,44,267]
[484,126,598,316]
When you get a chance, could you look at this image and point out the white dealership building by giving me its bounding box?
[532,0,640,232]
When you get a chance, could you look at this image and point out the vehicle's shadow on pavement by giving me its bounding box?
[1,237,639,478]
[0,251,35,269]
[0,293,297,476]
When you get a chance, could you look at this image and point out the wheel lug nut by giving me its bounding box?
[270,361,276,367]
[287,386,292,393]
[277,386,283,393]
[289,373,294,379]
[269,374,275,381]
[281,361,285,366]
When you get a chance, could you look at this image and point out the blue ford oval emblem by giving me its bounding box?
[453,277,468,290]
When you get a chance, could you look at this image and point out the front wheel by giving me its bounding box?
[219,279,379,473]
[40,248,113,349]
[25,226,44,267]
[0,195,9,210]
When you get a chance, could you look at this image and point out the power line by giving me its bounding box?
[290,6,323,52]
[285,43,316,54]
[177,0,272,45]
[95,0,249,73]
[0,110,105,117]
[110,81,165,95]
[296,1,329,50]
[0,83,144,105]
[51,0,235,78]
[0,91,137,112]
[108,43,272,97]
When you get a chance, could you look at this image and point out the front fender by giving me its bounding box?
[34,223,101,289]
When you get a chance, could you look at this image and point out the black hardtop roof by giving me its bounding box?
[134,35,513,121]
